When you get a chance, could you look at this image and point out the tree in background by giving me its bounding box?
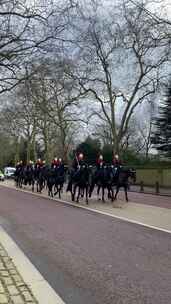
[151,82,171,157]
[68,0,170,154]
[75,137,101,164]
[0,0,74,94]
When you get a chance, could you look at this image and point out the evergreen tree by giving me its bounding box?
[75,137,101,164]
[151,82,171,157]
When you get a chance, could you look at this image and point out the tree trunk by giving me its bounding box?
[26,140,31,164]
[15,138,20,165]
[43,125,50,163]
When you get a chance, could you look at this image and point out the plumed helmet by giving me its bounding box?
[58,158,62,162]
[54,157,58,161]
[99,155,103,160]
[115,154,119,160]
[79,153,84,159]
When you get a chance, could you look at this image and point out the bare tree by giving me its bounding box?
[128,0,171,27]
[0,0,76,94]
[68,0,170,154]
[26,59,84,162]
[0,80,38,163]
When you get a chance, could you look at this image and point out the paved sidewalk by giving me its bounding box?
[58,192,171,233]
[0,224,65,304]
[0,243,37,304]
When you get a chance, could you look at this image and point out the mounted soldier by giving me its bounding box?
[36,160,47,193]
[94,154,106,181]
[111,153,123,181]
[35,158,43,169]
[15,162,20,177]
[72,153,87,171]
[51,157,59,168]
[112,154,122,167]
[34,158,43,180]
[67,153,87,192]
[56,158,65,175]
[52,158,65,198]
[15,161,23,187]
[26,160,34,171]
[16,160,24,175]
[96,154,105,170]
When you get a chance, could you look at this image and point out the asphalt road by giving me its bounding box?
[0,186,171,304]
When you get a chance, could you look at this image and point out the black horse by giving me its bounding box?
[15,167,24,188]
[113,167,136,201]
[46,167,56,197]
[68,165,90,204]
[35,166,47,193]
[89,166,114,202]
[23,166,35,192]
[54,165,65,199]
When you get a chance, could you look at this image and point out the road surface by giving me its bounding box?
[0,186,171,304]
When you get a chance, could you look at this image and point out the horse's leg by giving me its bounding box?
[81,188,84,198]
[36,181,39,193]
[124,186,128,202]
[54,185,59,197]
[59,185,61,199]
[102,186,105,203]
[85,186,88,204]
[39,181,42,193]
[51,186,53,197]
[19,178,21,188]
[111,187,114,202]
[76,187,81,203]
[97,185,101,200]
[39,181,41,193]
[72,185,76,201]
[114,186,119,200]
[108,189,111,199]
[89,181,94,198]
[48,183,53,197]
[47,184,50,196]
[54,185,58,196]
[32,180,34,192]
[107,185,113,201]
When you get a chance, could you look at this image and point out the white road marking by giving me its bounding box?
[1,183,171,234]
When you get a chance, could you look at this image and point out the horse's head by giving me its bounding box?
[128,168,136,183]
[80,164,86,171]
